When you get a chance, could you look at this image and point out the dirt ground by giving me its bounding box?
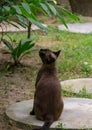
[0,46,42,130]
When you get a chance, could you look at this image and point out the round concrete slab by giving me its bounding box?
[6,98,92,130]
[61,78,92,94]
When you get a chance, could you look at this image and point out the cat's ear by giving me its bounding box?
[54,50,61,57]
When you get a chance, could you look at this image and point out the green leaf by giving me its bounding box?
[19,50,31,61]
[12,5,22,15]
[16,15,27,28]
[2,39,13,51]
[12,47,19,61]
[56,12,68,28]
[13,39,35,59]
[20,5,37,21]
[21,39,33,45]
[20,6,31,18]
[20,39,35,54]
[28,18,48,33]
[61,7,80,21]
[47,3,57,15]
[40,3,52,16]
[21,2,31,14]
[3,6,10,12]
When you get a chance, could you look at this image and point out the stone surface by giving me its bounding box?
[6,98,92,130]
[0,22,47,32]
[58,22,92,33]
[60,78,92,94]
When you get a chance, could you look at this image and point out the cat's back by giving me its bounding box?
[37,67,60,87]
[36,71,61,100]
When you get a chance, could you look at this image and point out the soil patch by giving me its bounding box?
[0,47,40,130]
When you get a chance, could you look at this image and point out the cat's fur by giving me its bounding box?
[30,49,64,130]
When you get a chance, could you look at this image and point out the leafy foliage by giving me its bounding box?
[2,38,35,65]
[0,0,79,65]
[1,0,79,33]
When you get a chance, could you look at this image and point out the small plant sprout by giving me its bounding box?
[57,122,64,129]
[79,86,87,97]
[2,38,35,65]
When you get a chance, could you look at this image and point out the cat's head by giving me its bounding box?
[39,49,61,64]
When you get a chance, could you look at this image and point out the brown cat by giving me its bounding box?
[30,49,64,130]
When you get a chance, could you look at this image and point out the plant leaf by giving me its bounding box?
[16,15,27,28]
[12,5,22,15]
[61,7,80,21]
[13,39,35,59]
[20,5,31,18]
[21,38,33,45]
[28,18,48,33]
[2,39,13,51]
[47,3,57,15]
[19,50,30,61]
[21,2,31,14]
[3,6,10,12]
[40,3,52,16]
[56,12,68,28]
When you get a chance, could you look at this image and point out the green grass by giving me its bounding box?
[1,26,92,98]
[2,26,92,81]
[62,88,92,99]
[35,26,92,80]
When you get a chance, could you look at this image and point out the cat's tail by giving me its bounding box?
[32,115,54,130]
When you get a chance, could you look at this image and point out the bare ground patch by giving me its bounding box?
[0,47,41,130]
